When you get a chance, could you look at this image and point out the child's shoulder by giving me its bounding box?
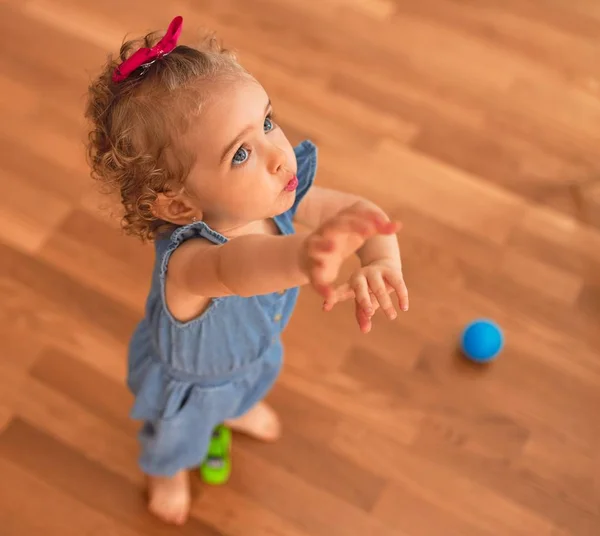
[294,139,318,179]
[294,139,317,159]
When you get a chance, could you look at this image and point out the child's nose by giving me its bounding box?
[266,143,286,174]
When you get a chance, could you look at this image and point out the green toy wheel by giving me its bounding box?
[200,425,232,485]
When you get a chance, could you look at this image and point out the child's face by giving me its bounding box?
[181,76,298,233]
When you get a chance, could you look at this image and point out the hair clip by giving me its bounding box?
[112,16,183,83]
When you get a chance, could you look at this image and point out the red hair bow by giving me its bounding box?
[112,16,183,83]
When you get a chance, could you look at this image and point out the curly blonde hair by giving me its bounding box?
[85,26,245,241]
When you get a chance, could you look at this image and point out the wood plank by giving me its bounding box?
[0,407,13,435]
[334,424,593,535]
[0,171,71,254]
[1,0,599,534]
[0,458,144,536]
[236,425,387,512]
[332,421,557,536]
[411,342,600,450]
[498,249,583,305]
[406,426,599,535]
[38,209,153,313]
[15,373,139,482]
[0,419,225,536]
[327,139,526,245]
[0,240,140,344]
[195,486,312,536]
[518,429,597,515]
[30,346,135,435]
[577,283,600,318]
[279,365,423,447]
[392,0,600,71]
[227,444,401,536]
[264,383,341,443]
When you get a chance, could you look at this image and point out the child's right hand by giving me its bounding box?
[300,203,399,300]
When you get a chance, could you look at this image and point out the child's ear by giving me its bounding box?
[152,192,202,225]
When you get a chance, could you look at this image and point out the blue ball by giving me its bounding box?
[461,319,503,362]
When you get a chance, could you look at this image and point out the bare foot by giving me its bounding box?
[225,401,281,441]
[147,470,190,525]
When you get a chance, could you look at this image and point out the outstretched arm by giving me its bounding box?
[167,203,396,300]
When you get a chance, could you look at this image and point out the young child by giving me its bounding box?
[85,15,408,525]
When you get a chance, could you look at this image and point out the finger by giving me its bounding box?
[369,273,397,320]
[385,273,409,312]
[351,274,373,315]
[334,205,400,233]
[323,278,386,312]
[359,211,401,235]
[325,284,391,311]
[355,214,401,238]
[324,212,393,246]
[384,220,402,234]
[355,300,372,333]
[328,213,375,238]
[332,207,383,231]
[323,283,353,311]
[314,282,332,301]
[370,295,381,313]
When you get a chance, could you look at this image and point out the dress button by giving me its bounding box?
[274,313,282,322]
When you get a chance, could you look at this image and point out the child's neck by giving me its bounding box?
[207,217,281,240]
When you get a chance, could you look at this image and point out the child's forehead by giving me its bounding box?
[186,76,269,152]
[202,76,268,118]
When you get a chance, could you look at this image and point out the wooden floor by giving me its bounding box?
[1,0,599,534]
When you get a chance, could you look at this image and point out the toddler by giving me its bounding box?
[85,15,408,525]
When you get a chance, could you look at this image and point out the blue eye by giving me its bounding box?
[232,146,249,165]
[264,115,274,133]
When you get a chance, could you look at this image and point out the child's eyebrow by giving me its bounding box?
[220,99,272,164]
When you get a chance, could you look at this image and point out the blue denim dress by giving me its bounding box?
[126,140,317,476]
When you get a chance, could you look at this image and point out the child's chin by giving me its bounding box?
[278,194,296,214]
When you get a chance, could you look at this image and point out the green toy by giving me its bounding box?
[200,425,232,485]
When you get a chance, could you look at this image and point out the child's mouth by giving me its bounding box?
[284,176,298,192]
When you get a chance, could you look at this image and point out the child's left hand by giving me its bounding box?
[322,258,408,333]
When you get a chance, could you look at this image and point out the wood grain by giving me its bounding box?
[0,0,599,534]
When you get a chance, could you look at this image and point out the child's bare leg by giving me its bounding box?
[147,470,190,525]
[145,402,278,525]
[225,401,281,441]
